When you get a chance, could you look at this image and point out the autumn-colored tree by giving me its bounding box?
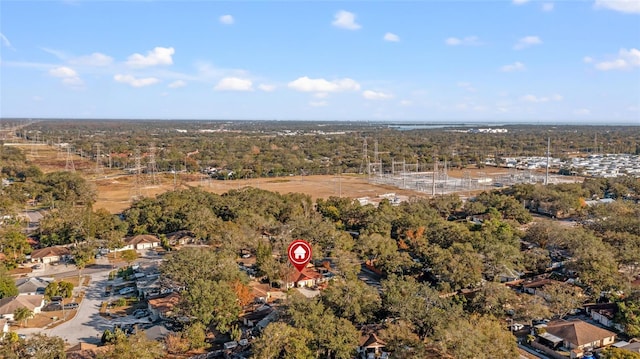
[231,280,253,307]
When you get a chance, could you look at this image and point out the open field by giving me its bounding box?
[14,142,541,214]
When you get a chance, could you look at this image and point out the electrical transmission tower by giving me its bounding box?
[359,138,369,175]
[147,143,160,186]
[131,148,143,199]
[65,147,75,172]
[94,143,104,176]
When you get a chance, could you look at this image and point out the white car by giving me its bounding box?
[510,323,525,331]
[119,287,135,295]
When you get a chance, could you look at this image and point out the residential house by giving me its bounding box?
[242,304,273,328]
[522,278,563,297]
[15,277,52,296]
[283,267,323,289]
[147,292,180,321]
[30,246,71,264]
[123,235,161,250]
[358,332,388,359]
[538,319,616,352]
[144,324,175,341]
[584,303,624,332]
[165,230,194,246]
[611,340,640,354]
[0,295,45,320]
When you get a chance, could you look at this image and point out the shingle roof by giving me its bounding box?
[148,292,180,315]
[359,333,386,348]
[0,295,44,315]
[126,234,160,245]
[15,277,52,294]
[545,319,615,347]
[31,246,70,259]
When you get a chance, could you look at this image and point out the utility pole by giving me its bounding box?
[432,155,437,197]
[545,137,550,186]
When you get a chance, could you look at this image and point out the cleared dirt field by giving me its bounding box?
[15,142,513,214]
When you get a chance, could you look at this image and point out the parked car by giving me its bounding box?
[42,303,62,311]
[510,323,525,331]
[133,309,149,318]
[63,303,79,310]
[119,287,135,295]
[50,296,63,302]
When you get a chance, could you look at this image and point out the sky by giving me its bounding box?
[1,0,639,123]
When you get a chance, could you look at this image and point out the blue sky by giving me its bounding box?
[1,0,639,122]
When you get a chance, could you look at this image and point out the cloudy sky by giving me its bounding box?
[1,0,639,122]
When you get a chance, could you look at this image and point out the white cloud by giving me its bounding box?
[362,90,393,100]
[288,76,360,92]
[309,101,328,107]
[332,10,361,30]
[0,33,14,50]
[542,3,554,11]
[501,61,526,72]
[168,80,187,88]
[69,52,113,66]
[258,84,276,92]
[445,36,482,46]
[400,100,412,106]
[383,32,400,42]
[114,74,160,87]
[219,15,234,25]
[214,77,253,91]
[49,66,78,78]
[514,36,542,50]
[513,0,530,4]
[49,66,83,87]
[595,48,640,70]
[457,82,477,92]
[126,47,175,68]
[583,56,594,63]
[520,94,563,103]
[594,0,640,14]
[574,108,591,115]
[41,47,68,60]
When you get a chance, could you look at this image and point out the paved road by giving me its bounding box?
[17,269,113,344]
[17,253,161,345]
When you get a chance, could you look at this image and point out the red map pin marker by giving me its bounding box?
[288,239,312,272]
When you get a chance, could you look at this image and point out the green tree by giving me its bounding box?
[121,249,138,267]
[161,247,243,289]
[601,347,640,359]
[321,279,381,324]
[183,322,208,350]
[540,282,584,319]
[252,322,314,359]
[434,315,519,359]
[0,226,31,267]
[14,306,33,327]
[616,297,640,337]
[97,329,164,359]
[19,334,65,359]
[45,281,74,299]
[72,241,95,279]
[0,266,18,298]
[179,279,240,333]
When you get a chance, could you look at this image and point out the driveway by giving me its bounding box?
[17,269,112,344]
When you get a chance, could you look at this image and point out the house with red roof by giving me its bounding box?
[283,267,323,289]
